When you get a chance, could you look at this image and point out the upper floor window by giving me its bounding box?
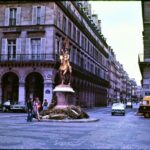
[1,38,21,60]
[68,21,71,37]
[73,26,76,41]
[8,40,16,59]
[32,6,45,25]
[55,35,61,55]
[9,8,17,26]
[31,39,41,59]
[25,38,46,60]
[37,7,41,25]
[62,16,66,33]
[81,35,84,49]
[77,30,80,45]
[57,11,61,28]
[5,7,21,26]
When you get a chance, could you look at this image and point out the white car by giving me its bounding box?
[10,102,26,112]
[111,103,125,116]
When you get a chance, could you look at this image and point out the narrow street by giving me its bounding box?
[0,103,150,149]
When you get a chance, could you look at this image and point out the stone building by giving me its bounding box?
[108,48,135,103]
[139,1,150,97]
[0,1,110,107]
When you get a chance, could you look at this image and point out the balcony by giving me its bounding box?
[0,54,59,67]
[138,53,150,74]
[0,54,59,62]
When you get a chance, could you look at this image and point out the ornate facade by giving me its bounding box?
[0,1,110,107]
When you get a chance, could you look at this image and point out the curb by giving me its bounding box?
[33,118,100,123]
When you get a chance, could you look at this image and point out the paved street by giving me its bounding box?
[0,103,150,149]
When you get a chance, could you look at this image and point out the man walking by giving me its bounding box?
[26,98,33,122]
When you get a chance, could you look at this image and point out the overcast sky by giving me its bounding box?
[89,1,143,85]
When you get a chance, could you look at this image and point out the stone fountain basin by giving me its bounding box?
[33,118,99,123]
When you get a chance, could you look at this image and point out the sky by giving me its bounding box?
[89,1,143,85]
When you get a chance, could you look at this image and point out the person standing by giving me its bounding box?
[42,99,48,111]
[26,98,33,122]
[33,97,41,121]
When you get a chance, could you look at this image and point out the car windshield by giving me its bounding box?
[112,103,124,108]
[127,102,131,104]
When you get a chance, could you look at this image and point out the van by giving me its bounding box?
[138,96,150,118]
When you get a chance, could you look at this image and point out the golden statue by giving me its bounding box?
[59,37,72,85]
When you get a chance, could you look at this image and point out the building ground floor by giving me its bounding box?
[0,66,108,107]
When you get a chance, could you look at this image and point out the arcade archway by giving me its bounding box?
[25,72,44,103]
[2,72,19,104]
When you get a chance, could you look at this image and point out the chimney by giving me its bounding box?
[87,3,92,17]
[92,14,98,27]
[98,20,101,33]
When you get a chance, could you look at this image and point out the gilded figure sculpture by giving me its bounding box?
[59,37,72,85]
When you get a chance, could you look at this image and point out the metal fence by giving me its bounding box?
[0,54,59,62]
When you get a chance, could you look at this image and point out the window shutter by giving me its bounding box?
[16,7,21,25]
[41,38,46,59]
[5,8,10,26]
[1,39,7,60]
[40,6,45,24]
[26,38,31,60]
[32,6,37,25]
[16,38,21,60]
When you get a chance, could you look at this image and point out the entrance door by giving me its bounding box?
[25,72,43,103]
[2,72,19,104]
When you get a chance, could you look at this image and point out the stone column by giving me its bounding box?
[18,82,25,104]
[43,82,53,104]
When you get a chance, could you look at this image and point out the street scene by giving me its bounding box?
[0,0,150,149]
[0,104,150,149]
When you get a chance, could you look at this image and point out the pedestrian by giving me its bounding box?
[26,98,33,122]
[33,97,41,121]
[42,99,48,111]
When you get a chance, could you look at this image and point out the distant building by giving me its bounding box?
[108,48,134,103]
[135,86,143,101]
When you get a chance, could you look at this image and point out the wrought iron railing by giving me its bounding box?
[0,54,59,62]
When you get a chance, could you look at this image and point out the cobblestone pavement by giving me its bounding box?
[0,103,150,149]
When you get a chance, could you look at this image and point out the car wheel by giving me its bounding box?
[111,112,114,116]
[144,113,150,118]
[122,113,125,116]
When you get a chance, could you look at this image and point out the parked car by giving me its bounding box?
[111,103,125,116]
[10,102,26,112]
[126,101,133,108]
[2,100,11,112]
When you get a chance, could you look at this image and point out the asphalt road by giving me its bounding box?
[0,103,150,149]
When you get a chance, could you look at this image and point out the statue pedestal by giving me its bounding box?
[53,84,75,108]
[40,84,89,119]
